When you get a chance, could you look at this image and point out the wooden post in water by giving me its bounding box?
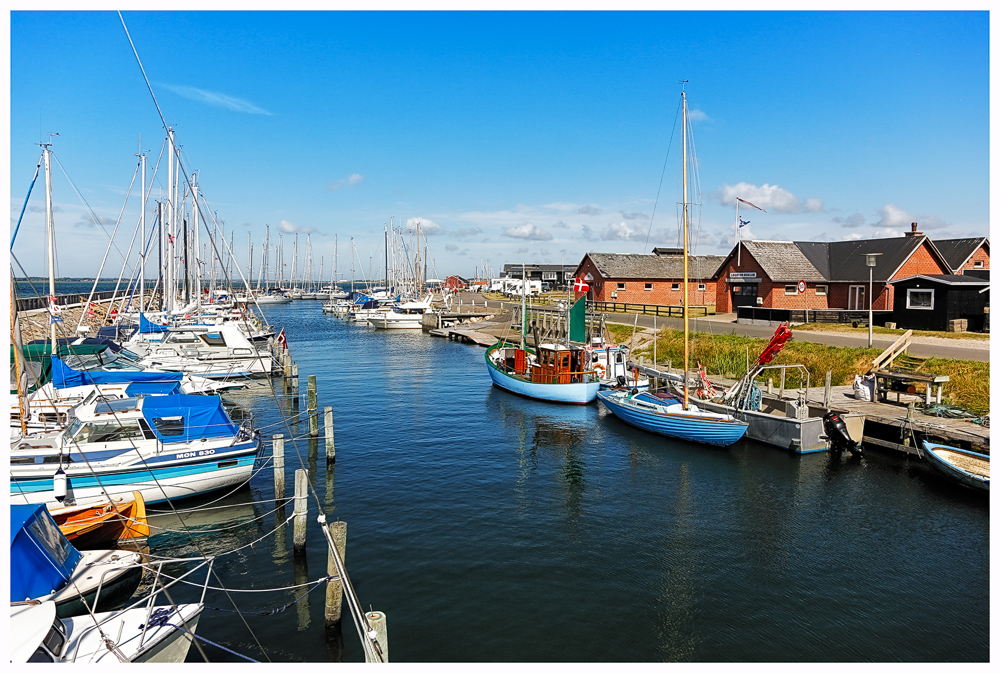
[273,434,285,500]
[365,612,388,663]
[325,520,347,629]
[283,352,292,392]
[324,406,335,463]
[308,375,319,436]
[293,469,308,553]
[824,370,832,408]
[292,364,300,410]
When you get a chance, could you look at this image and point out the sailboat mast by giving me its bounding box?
[139,150,146,312]
[682,90,690,409]
[43,145,57,351]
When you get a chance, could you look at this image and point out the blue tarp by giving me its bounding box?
[27,337,123,353]
[139,313,170,334]
[125,381,182,396]
[51,356,184,389]
[10,505,82,602]
[141,394,239,443]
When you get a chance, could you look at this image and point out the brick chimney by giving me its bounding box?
[904,221,923,237]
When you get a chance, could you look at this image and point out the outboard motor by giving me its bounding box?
[823,411,862,456]
[616,375,627,388]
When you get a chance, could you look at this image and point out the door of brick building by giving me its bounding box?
[731,283,758,309]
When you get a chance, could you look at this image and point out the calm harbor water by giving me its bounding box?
[128,300,987,662]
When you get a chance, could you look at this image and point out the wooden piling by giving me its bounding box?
[293,469,308,553]
[273,434,285,501]
[308,375,319,436]
[779,369,786,399]
[364,611,388,663]
[325,520,347,629]
[824,370,833,408]
[292,363,300,410]
[324,406,335,463]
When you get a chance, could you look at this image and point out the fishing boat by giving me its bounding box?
[11,555,213,663]
[597,88,748,446]
[11,504,144,618]
[485,341,601,405]
[919,438,989,492]
[688,323,864,453]
[11,393,264,506]
[48,491,150,550]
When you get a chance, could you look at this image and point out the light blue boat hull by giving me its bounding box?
[597,390,748,447]
[485,345,599,405]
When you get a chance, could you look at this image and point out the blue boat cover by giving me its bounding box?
[51,356,184,389]
[139,312,170,333]
[27,337,123,353]
[125,381,182,396]
[141,394,239,443]
[10,504,82,602]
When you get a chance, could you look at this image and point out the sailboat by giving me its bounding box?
[597,88,748,447]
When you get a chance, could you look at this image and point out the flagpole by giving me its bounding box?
[736,200,741,267]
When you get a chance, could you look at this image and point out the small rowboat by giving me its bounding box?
[919,440,989,492]
[47,491,149,549]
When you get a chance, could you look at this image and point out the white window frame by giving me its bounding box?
[784,285,798,296]
[906,288,935,310]
[542,271,557,280]
[697,283,706,291]
[644,283,653,291]
[617,282,626,291]
[671,283,680,291]
[973,260,984,268]
[815,284,828,296]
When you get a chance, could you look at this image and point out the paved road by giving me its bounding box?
[471,295,989,362]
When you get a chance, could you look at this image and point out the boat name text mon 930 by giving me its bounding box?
[176,448,216,460]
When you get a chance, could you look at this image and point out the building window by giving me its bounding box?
[906,288,935,310]
[644,283,653,291]
[816,285,828,296]
[542,272,557,280]
[785,285,798,295]
[697,283,706,291]
[617,282,626,290]
[973,260,984,268]
[671,283,680,291]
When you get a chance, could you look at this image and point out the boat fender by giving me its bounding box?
[53,467,67,502]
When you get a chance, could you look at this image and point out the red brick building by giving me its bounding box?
[712,224,963,313]
[572,248,726,307]
[443,275,469,292]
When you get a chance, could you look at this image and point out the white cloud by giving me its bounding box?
[688,108,709,123]
[406,217,444,235]
[578,205,602,216]
[836,213,866,228]
[452,227,482,239]
[503,223,552,241]
[161,84,272,115]
[278,219,317,234]
[717,182,822,214]
[601,221,636,241]
[873,203,913,229]
[328,173,364,191]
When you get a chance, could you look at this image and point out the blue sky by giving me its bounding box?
[8,10,990,283]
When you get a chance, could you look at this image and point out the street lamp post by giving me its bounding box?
[866,253,882,347]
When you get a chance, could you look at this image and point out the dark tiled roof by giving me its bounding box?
[731,236,948,283]
[931,238,989,272]
[815,236,931,282]
[583,253,726,280]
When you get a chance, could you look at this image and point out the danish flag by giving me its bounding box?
[573,277,589,293]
